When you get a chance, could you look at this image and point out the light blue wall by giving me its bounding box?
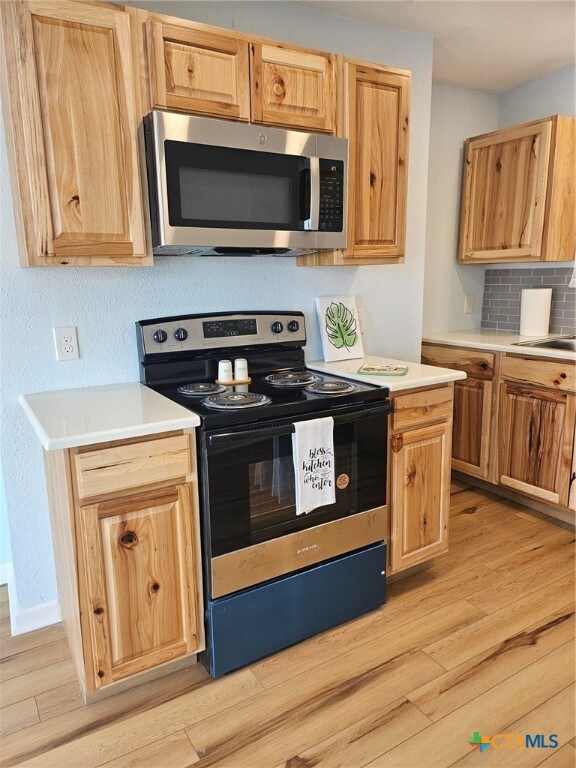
[1,2,433,610]
[499,66,576,127]
[0,458,12,569]
[423,83,500,333]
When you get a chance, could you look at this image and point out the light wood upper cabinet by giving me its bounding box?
[147,18,250,120]
[346,63,410,261]
[499,383,575,507]
[298,60,411,267]
[250,43,334,133]
[459,116,576,264]
[0,0,149,266]
[78,484,201,689]
[389,385,452,573]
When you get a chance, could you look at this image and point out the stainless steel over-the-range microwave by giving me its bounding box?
[143,110,348,257]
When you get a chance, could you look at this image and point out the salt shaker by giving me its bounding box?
[217,359,233,383]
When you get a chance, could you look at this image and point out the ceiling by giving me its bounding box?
[295,1,576,93]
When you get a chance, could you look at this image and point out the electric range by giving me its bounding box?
[137,311,391,677]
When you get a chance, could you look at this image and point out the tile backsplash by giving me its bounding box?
[481,267,575,335]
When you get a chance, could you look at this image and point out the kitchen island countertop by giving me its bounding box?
[20,382,200,451]
[307,355,466,391]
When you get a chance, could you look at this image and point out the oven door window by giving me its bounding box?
[164,141,309,231]
[205,415,387,557]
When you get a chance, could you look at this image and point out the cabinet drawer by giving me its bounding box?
[74,435,192,500]
[421,344,495,379]
[501,355,576,392]
[392,386,453,431]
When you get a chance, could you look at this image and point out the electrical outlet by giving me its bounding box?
[53,326,79,361]
[464,296,474,314]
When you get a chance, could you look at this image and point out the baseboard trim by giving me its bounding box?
[453,471,576,528]
[11,600,61,636]
[1,562,62,636]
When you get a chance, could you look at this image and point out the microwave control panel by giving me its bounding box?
[319,159,344,232]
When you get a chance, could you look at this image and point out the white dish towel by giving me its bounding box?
[292,416,336,515]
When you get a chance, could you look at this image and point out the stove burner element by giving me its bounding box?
[305,380,356,396]
[203,392,272,410]
[264,371,319,387]
[177,383,228,397]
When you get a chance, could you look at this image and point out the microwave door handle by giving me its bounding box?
[304,157,320,231]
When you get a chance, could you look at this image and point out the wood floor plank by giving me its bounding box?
[0,659,78,709]
[449,682,575,767]
[469,545,575,614]
[5,669,263,768]
[423,574,574,670]
[408,604,574,721]
[370,640,574,768]
[0,623,66,661]
[1,618,11,639]
[252,598,484,690]
[98,731,198,768]
[35,682,84,722]
[0,585,8,603]
[0,602,9,621]
[273,697,431,768]
[186,651,444,768]
[0,698,39,738]
[0,638,72,683]
[537,743,576,768]
[485,531,575,573]
[0,663,213,765]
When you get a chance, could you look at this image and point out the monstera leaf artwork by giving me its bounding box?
[315,295,365,362]
[325,302,358,350]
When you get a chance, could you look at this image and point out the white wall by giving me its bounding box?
[499,66,576,128]
[422,84,500,333]
[0,2,433,612]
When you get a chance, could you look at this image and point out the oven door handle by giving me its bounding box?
[207,403,392,446]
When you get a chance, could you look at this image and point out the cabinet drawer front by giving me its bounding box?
[393,386,453,431]
[501,355,576,392]
[421,344,495,379]
[75,435,192,499]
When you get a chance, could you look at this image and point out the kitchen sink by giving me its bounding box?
[513,335,576,352]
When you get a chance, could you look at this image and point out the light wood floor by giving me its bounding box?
[1,484,574,768]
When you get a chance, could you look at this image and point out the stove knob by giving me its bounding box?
[174,328,188,342]
[287,320,300,333]
[271,321,284,334]
[153,329,167,344]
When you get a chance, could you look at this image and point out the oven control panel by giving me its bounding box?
[318,159,344,232]
[138,312,307,354]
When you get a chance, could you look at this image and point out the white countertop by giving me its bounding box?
[423,329,576,360]
[20,382,201,451]
[307,355,466,391]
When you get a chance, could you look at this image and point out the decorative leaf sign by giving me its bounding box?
[325,301,358,351]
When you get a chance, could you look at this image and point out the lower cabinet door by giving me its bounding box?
[78,484,202,689]
[451,378,492,478]
[499,383,576,506]
[390,422,451,572]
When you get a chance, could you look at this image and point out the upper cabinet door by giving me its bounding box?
[346,63,410,261]
[459,121,552,264]
[147,19,250,120]
[250,43,335,133]
[0,1,149,266]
